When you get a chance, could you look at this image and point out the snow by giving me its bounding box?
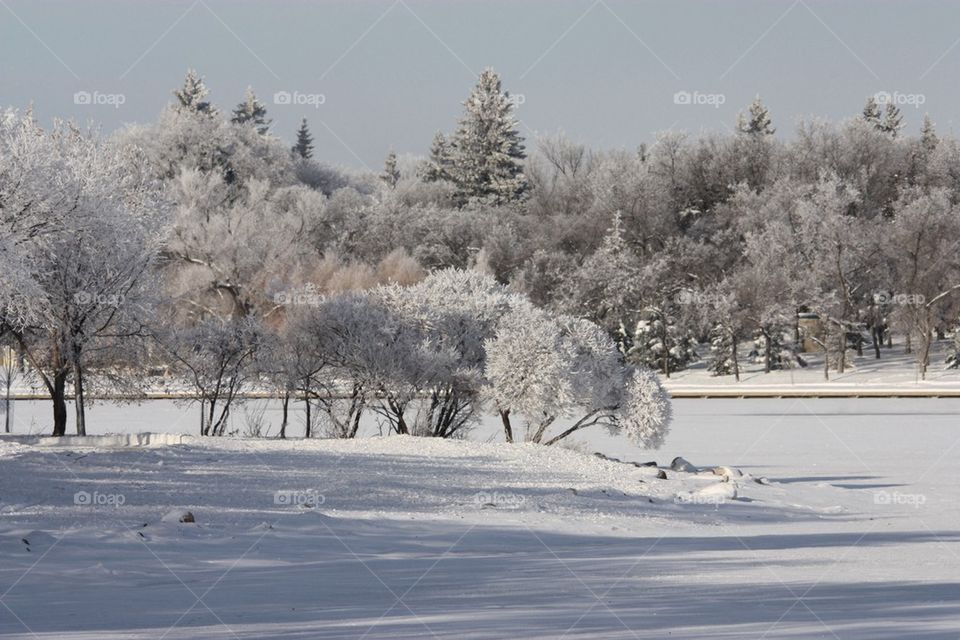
[2,399,960,638]
[664,340,960,395]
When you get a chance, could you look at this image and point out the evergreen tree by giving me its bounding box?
[448,68,528,204]
[174,69,217,117]
[862,96,881,126]
[381,149,400,187]
[627,310,699,375]
[420,131,453,182]
[231,86,271,134]
[879,103,903,137]
[920,114,939,151]
[737,96,775,135]
[292,118,313,160]
[707,323,738,376]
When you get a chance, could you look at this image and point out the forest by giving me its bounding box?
[2,67,958,438]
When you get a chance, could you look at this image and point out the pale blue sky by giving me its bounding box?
[2,0,959,169]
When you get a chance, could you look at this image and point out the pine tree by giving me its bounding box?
[920,114,938,151]
[174,69,217,117]
[627,309,698,376]
[707,323,738,376]
[862,97,881,126]
[292,118,313,160]
[737,96,775,135]
[420,131,453,182]
[381,149,400,187]
[231,87,271,134]
[879,103,903,137]
[448,68,528,204]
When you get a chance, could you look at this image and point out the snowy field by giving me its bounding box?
[2,399,960,639]
[664,340,960,395]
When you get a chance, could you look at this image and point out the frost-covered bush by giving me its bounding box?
[486,303,672,448]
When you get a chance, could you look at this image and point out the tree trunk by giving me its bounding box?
[73,354,86,436]
[731,333,740,382]
[304,396,311,438]
[4,370,11,434]
[763,327,772,373]
[500,408,513,443]
[872,327,881,359]
[905,332,912,355]
[837,331,846,374]
[51,370,68,436]
[279,392,289,439]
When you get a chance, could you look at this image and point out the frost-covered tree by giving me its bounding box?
[485,305,671,448]
[162,316,262,436]
[737,96,775,136]
[381,149,400,188]
[4,120,169,435]
[880,103,904,138]
[883,188,960,378]
[385,269,521,439]
[292,118,314,160]
[419,131,453,183]
[174,69,218,117]
[862,97,881,126]
[560,211,643,338]
[447,68,527,204]
[627,309,698,375]
[231,86,271,134]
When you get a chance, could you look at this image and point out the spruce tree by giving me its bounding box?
[174,69,217,117]
[381,149,400,187]
[420,131,453,183]
[292,118,314,160]
[231,86,271,134]
[920,114,938,151]
[737,96,775,135]
[879,103,903,137]
[862,96,881,126]
[448,68,527,204]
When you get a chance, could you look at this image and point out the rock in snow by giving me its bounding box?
[161,509,195,524]
[670,456,697,472]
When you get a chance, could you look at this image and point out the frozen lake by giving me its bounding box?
[2,398,959,638]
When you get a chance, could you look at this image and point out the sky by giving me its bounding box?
[2,0,959,169]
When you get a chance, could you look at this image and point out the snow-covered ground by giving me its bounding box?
[664,339,960,394]
[2,399,960,638]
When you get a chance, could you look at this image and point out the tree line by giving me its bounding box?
[1,67,958,437]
